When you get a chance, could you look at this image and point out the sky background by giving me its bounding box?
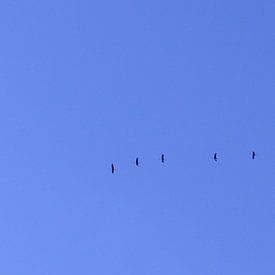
[0,0,274,274]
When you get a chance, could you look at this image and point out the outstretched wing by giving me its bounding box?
[252,151,256,159]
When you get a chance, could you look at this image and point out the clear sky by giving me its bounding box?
[0,0,274,274]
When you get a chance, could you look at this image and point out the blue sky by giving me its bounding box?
[0,0,274,274]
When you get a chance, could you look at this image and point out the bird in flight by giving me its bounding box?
[161,154,165,163]
[213,153,218,162]
[111,163,115,173]
[252,151,256,159]
[135,157,139,166]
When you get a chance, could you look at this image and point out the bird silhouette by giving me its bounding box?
[111,163,115,173]
[252,151,256,159]
[108,150,261,174]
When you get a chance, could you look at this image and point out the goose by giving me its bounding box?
[111,163,115,173]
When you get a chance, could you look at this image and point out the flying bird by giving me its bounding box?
[161,154,165,163]
[135,157,139,166]
[213,153,218,162]
[111,163,115,173]
[252,151,256,159]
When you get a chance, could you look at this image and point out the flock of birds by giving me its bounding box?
[111,151,257,173]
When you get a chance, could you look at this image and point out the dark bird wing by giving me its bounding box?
[252,151,256,159]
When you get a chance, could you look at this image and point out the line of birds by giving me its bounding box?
[111,151,256,173]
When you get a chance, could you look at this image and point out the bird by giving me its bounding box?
[252,151,256,159]
[135,157,139,166]
[111,163,115,173]
[213,153,218,162]
[161,154,165,163]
